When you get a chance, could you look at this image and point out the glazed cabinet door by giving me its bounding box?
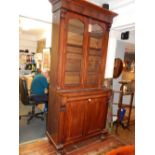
[64,99,86,142]
[85,96,109,135]
[62,12,88,89]
[85,20,107,88]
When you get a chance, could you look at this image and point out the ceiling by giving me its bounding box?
[19,16,51,36]
[19,0,135,36]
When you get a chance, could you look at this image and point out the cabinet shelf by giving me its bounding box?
[65,70,81,73]
[67,43,83,48]
[89,47,102,51]
[67,51,82,55]
[88,54,101,57]
[67,43,102,52]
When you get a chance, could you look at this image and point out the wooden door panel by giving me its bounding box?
[86,97,108,135]
[64,100,86,142]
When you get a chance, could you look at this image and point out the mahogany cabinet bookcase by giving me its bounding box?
[47,0,117,154]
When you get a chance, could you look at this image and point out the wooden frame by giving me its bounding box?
[47,0,117,154]
[42,48,51,71]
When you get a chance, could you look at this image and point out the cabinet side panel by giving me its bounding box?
[47,89,60,143]
[47,10,61,144]
[49,10,60,88]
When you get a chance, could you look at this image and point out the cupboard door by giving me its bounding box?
[64,100,86,142]
[63,13,87,88]
[85,97,108,135]
[85,21,106,87]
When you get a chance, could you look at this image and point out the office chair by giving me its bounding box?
[19,78,48,124]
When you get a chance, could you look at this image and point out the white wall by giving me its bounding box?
[105,26,135,116]
[19,32,38,53]
[112,40,124,115]
[105,37,117,78]
[111,39,135,116]
[36,26,52,48]
[105,28,135,79]
[112,2,134,29]
[19,0,52,23]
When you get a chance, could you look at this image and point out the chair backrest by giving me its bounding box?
[19,78,29,105]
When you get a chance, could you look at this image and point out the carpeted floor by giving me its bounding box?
[19,100,47,144]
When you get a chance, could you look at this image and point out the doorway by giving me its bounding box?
[19,16,51,144]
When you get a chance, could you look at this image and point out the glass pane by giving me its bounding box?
[86,24,104,85]
[64,19,84,85]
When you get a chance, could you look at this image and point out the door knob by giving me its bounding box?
[88,98,92,102]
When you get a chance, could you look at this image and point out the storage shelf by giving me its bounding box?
[88,53,101,57]
[89,47,102,51]
[67,51,82,55]
[67,43,102,51]
[67,43,83,48]
[65,70,81,73]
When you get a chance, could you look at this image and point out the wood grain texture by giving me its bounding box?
[49,0,117,23]
[47,0,117,154]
